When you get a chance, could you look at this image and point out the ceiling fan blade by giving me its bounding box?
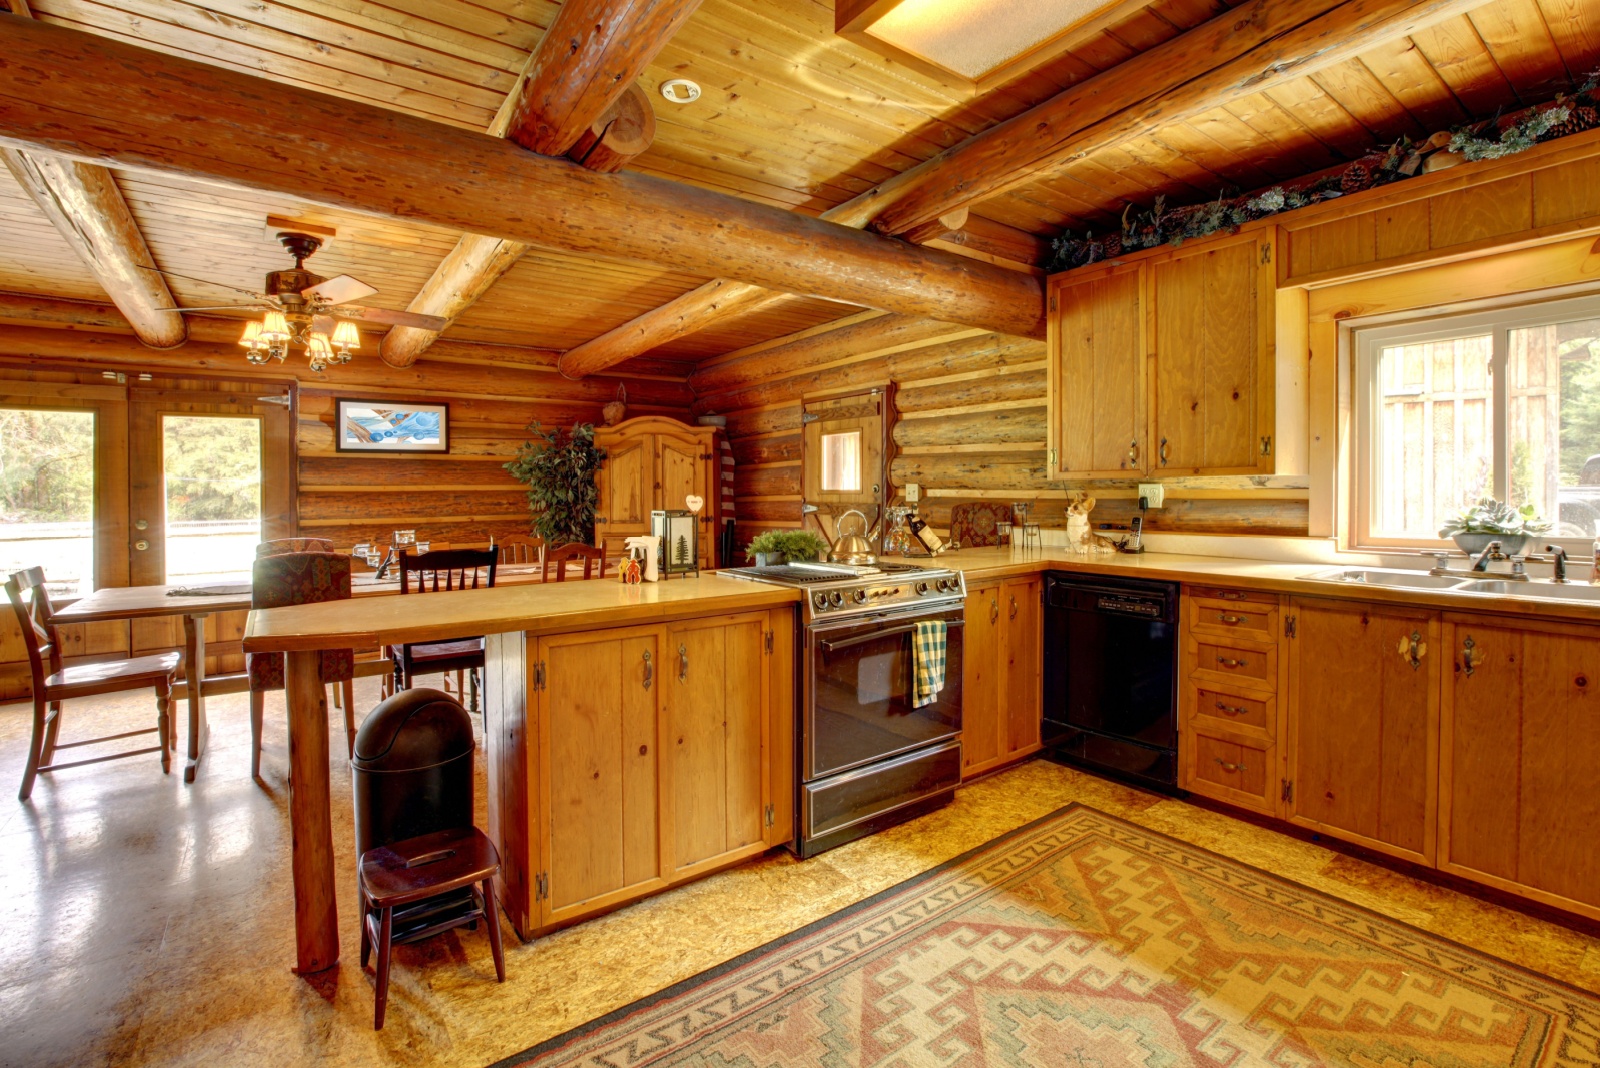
[176,304,270,313]
[333,305,449,332]
[136,264,265,300]
[302,274,378,305]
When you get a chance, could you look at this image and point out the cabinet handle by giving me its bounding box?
[1461,635,1478,677]
[990,597,999,624]
[1214,701,1249,716]
[1217,591,1247,600]
[1215,758,1248,773]
[642,650,653,690]
[1397,631,1426,670]
[1128,440,1138,463]
[1217,614,1248,624]
[1159,438,1168,465]
[1009,595,1019,620]
[1215,656,1248,668]
[678,643,688,683]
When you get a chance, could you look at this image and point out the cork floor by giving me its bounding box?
[3,679,1599,1068]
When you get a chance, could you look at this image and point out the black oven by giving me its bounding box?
[798,603,964,856]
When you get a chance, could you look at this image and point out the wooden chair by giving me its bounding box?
[248,552,357,779]
[6,567,180,801]
[542,542,606,582]
[256,537,334,558]
[495,534,544,567]
[359,826,504,1029]
[389,548,498,708]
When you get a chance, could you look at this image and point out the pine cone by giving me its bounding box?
[1101,232,1123,258]
[1340,155,1384,193]
[1543,104,1599,140]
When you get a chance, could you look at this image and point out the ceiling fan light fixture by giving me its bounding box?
[330,319,361,351]
[306,332,334,372]
[260,309,290,342]
[239,320,263,347]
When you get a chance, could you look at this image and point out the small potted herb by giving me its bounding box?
[1438,497,1551,556]
[746,530,829,567]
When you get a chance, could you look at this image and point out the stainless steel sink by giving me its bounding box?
[1456,580,1600,602]
[1301,568,1472,590]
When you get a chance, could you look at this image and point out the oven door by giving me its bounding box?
[805,603,964,781]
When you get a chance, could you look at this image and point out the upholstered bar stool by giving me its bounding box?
[7,567,181,801]
[247,551,357,778]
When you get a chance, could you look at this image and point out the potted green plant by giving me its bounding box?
[503,422,607,545]
[1437,496,1551,556]
[746,530,829,567]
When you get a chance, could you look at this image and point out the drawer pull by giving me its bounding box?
[1218,591,1247,601]
[1214,701,1249,716]
[1217,614,1248,624]
[1214,758,1248,773]
[1215,656,1249,668]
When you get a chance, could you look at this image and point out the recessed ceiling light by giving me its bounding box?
[660,79,701,105]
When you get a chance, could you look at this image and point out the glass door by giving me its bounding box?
[0,406,97,598]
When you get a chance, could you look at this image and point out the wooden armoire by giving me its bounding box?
[592,416,725,569]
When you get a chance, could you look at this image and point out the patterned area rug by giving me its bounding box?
[497,805,1600,1067]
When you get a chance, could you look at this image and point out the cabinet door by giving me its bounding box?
[1048,260,1146,477]
[657,431,711,567]
[1150,230,1276,475]
[595,433,653,545]
[962,582,1004,777]
[1002,576,1042,760]
[663,613,769,877]
[1285,598,1438,864]
[538,627,665,926]
[1440,617,1600,920]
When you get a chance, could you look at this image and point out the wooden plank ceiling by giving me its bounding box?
[0,0,1594,363]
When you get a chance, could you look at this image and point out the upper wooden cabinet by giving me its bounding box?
[1048,260,1145,478]
[593,417,723,568]
[1046,229,1278,479]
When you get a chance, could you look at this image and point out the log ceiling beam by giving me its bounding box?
[1,3,182,349]
[0,19,1045,345]
[858,0,1489,239]
[380,0,694,369]
[554,0,1480,377]
[556,278,784,378]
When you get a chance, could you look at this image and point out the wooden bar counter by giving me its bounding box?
[243,575,800,974]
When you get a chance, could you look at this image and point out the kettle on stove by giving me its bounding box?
[820,508,881,565]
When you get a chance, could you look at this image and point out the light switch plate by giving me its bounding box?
[1137,483,1165,508]
[905,482,921,503]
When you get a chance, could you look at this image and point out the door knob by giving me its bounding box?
[134,539,149,551]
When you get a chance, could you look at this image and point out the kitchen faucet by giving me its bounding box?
[1470,541,1502,572]
[1548,545,1568,583]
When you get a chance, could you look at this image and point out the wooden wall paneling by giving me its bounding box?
[1429,173,1535,249]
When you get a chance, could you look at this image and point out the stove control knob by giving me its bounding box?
[939,579,955,592]
[830,591,845,607]
[813,592,829,609]
[852,589,868,604]
[915,581,929,595]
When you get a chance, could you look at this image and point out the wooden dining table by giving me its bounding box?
[50,564,553,784]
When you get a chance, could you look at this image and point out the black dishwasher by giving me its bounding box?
[1042,571,1181,793]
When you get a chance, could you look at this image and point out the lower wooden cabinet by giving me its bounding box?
[1285,597,1439,865]
[1439,614,1600,921]
[485,607,795,939]
[962,576,1042,778]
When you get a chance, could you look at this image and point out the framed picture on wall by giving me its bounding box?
[335,399,449,453]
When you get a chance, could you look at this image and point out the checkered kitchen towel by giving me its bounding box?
[912,620,947,709]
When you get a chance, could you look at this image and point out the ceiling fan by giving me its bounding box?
[148,231,448,372]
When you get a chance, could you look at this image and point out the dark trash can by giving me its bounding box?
[351,687,475,858]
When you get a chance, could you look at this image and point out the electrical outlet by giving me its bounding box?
[905,483,920,503]
[1137,483,1165,508]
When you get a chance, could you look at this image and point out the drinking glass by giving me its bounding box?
[997,521,1012,546]
[392,529,416,548]
[414,541,430,554]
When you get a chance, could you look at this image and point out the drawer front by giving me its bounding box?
[1189,596,1278,642]
[1188,636,1276,692]
[1186,731,1275,815]
[1187,585,1278,607]
[1189,682,1275,739]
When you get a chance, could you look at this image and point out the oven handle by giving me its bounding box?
[818,618,964,654]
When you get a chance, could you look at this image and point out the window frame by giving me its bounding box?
[1351,291,1600,554]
